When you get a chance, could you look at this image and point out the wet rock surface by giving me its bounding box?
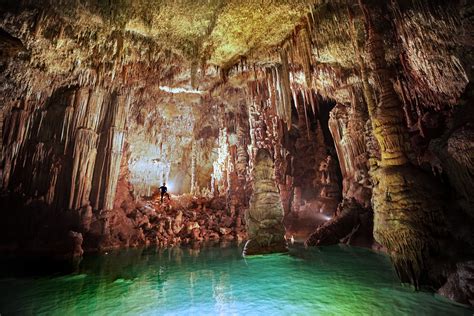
[438,261,474,306]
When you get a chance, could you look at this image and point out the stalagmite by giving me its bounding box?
[245,148,287,255]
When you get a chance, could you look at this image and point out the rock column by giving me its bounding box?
[245,148,287,255]
[359,1,445,286]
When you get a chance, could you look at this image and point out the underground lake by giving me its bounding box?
[0,244,472,315]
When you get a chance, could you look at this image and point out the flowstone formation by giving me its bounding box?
[245,148,287,255]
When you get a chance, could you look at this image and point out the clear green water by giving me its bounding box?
[0,244,472,315]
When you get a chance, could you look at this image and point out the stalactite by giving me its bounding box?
[2,108,30,188]
[328,91,371,207]
[69,128,98,210]
[308,88,316,115]
[211,128,229,196]
[391,0,468,109]
[279,48,293,128]
[190,142,197,195]
[61,105,75,153]
[103,127,126,210]
[296,27,313,87]
[296,90,311,140]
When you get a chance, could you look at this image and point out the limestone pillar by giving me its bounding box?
[244,148,287,255]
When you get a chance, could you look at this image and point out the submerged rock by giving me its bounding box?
[438,261,474,306]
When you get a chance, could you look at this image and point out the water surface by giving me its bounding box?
[0,244,471,315]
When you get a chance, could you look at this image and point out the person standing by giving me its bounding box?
[159,183,168,203]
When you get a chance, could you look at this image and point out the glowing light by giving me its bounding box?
[322,214,332,221]
[316,211,333,221]
[165,181,175,193]
[159,86,203,95]
[129,158,171,196]
[211,128,229,194]
[289,71,306,85]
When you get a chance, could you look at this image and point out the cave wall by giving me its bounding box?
[276,0,473,300]
[245,68,343,241]
[222,0,473,300]
[2,86,128,212]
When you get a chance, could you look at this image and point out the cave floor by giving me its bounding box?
[0,244,471,315]
[135,194,333,247]
[129,194,248,248]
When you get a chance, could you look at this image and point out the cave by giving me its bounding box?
[0,0,473,314]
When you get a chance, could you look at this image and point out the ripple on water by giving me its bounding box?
[0,244,472,316]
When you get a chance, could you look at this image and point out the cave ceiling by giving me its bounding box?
[122,0,312,67]
[1,0,471,196]
[0,0,334,102]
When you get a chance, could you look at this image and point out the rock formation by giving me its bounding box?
[245,148,287,255]
[306,198,373,248]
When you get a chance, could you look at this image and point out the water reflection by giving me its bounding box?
[75,242,241,315]
[0,243,472,315]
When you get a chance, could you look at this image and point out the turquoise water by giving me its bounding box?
[0,244,472,315]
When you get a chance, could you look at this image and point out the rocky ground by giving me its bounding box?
[131,195,247,248]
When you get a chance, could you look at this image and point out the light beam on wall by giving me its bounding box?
[129,159,171,196]
[165,181,175,193]
[159,86,203,94]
